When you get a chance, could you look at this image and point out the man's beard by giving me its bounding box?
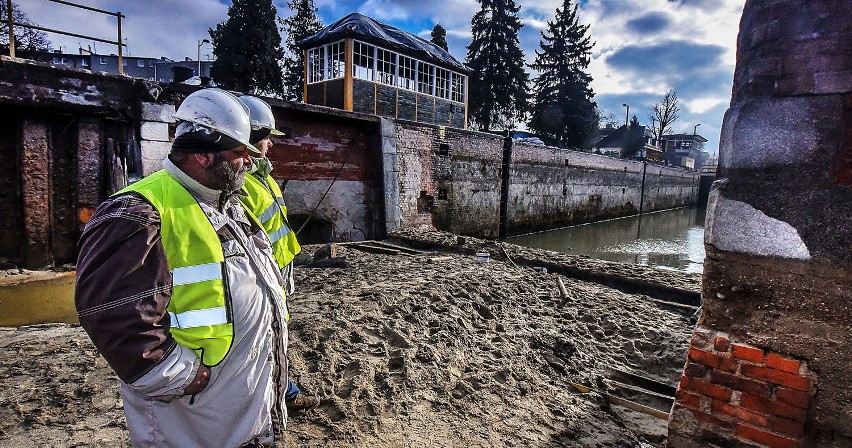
[210,152,246,193]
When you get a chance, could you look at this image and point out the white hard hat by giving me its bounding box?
[238,95,285,144]
[173,88,260,154]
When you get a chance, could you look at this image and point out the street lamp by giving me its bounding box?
[197,39,210,77]
[623,103,629,127]
[693,123,701,136]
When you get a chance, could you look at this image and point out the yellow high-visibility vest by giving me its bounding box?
[118,170,233,366]
[241,172,302,270]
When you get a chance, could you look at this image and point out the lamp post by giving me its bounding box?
[693,123,700,136]
[623,103,629,127]
[197,39,210,77]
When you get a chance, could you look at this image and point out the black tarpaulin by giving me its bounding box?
[297,12,471,73]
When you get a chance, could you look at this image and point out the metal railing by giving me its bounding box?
[5,0,126,74]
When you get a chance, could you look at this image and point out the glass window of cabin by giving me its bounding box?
[137,59,145,67]
[417,62,433,95]
[397,55,416,91]
[326,41,345,80]
[435,67,450,99]
[100,57,108,65]
[376,47,395,85]
[451,72,465,103]
[353,41,375,81]
[307,47,324,83]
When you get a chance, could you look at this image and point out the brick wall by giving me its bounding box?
[669,326,816,448]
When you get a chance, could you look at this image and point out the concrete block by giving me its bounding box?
[705,187,810,259]
[141,102,175,122]
[140,121,169,142]
[141,157,165,177]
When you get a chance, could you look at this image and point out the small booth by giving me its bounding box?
[298,13,470,129]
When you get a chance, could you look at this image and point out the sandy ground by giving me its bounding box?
[0,228,699,447]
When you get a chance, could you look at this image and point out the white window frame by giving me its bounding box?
[376,47,395,85]
[352,40,375,81]
[137,59,145,67]
[100,57,108,65]
[435,67,450,99]
[326,41,345,80]
[396,54,416,91]
[417,61,433,95]
[307,47,325,83]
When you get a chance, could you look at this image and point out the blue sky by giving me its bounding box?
[20,0,745,155]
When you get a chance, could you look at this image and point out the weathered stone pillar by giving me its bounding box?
[77,118,103,225]
[139,102,174,176]
[20,117,52,268]
[668,1,852,447]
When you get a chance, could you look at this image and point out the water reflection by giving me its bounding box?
[505,207,707,273]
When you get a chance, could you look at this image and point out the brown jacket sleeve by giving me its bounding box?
[75,193,176,383]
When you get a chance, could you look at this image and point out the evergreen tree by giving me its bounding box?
[465,0,529,130]
[0,2,50,51]
[622,115,645,159]
[528,0,596,148]
[430,24,449,51]
[210,0,284,95]
[279,0,323,101]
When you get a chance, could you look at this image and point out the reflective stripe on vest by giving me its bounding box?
[240,172,301,269]
[169,306,228,329]
[116,170,233,366]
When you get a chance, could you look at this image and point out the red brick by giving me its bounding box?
[714,335,731,352]
[676,389,702,410]
[741,365,810,391]
[681,376,733,402]
[740,394,808,423]
[736,424,800,448]
[711,399,769,427]
[765,353,801,374]
[776,387,811,409]
[710,370,771,398]
[684,362,709,378]
[769,415,805,438]
[718,356,738,373]
[732,343,765,364]
[689,347,723,369]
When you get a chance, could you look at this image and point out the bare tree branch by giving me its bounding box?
[648,89,680,141]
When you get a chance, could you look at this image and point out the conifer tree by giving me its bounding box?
[528,0,596,148]
[465,0,529,130]
[430,24,449,51]
[280,0,323,101]
[210,0,284,95]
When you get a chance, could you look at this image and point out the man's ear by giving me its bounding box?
[193,152,216,168]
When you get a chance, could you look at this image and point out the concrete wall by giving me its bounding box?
[668,1,852,447]
[508,143,699,235]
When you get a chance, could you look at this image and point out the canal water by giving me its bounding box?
[505,207,707,273]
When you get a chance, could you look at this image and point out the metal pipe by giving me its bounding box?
[6,0,15,58]
[116,12,122,75]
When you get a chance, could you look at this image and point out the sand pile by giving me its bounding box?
[0,230,697,447]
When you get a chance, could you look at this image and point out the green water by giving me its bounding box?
[505,207,707,273]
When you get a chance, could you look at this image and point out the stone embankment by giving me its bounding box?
[0,228,700,447]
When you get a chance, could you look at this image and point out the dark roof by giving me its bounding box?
[298,12,470,73]
[663,133,708,143]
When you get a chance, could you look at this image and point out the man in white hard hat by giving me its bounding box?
[75,88,290,447]
[238,95,318,411]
